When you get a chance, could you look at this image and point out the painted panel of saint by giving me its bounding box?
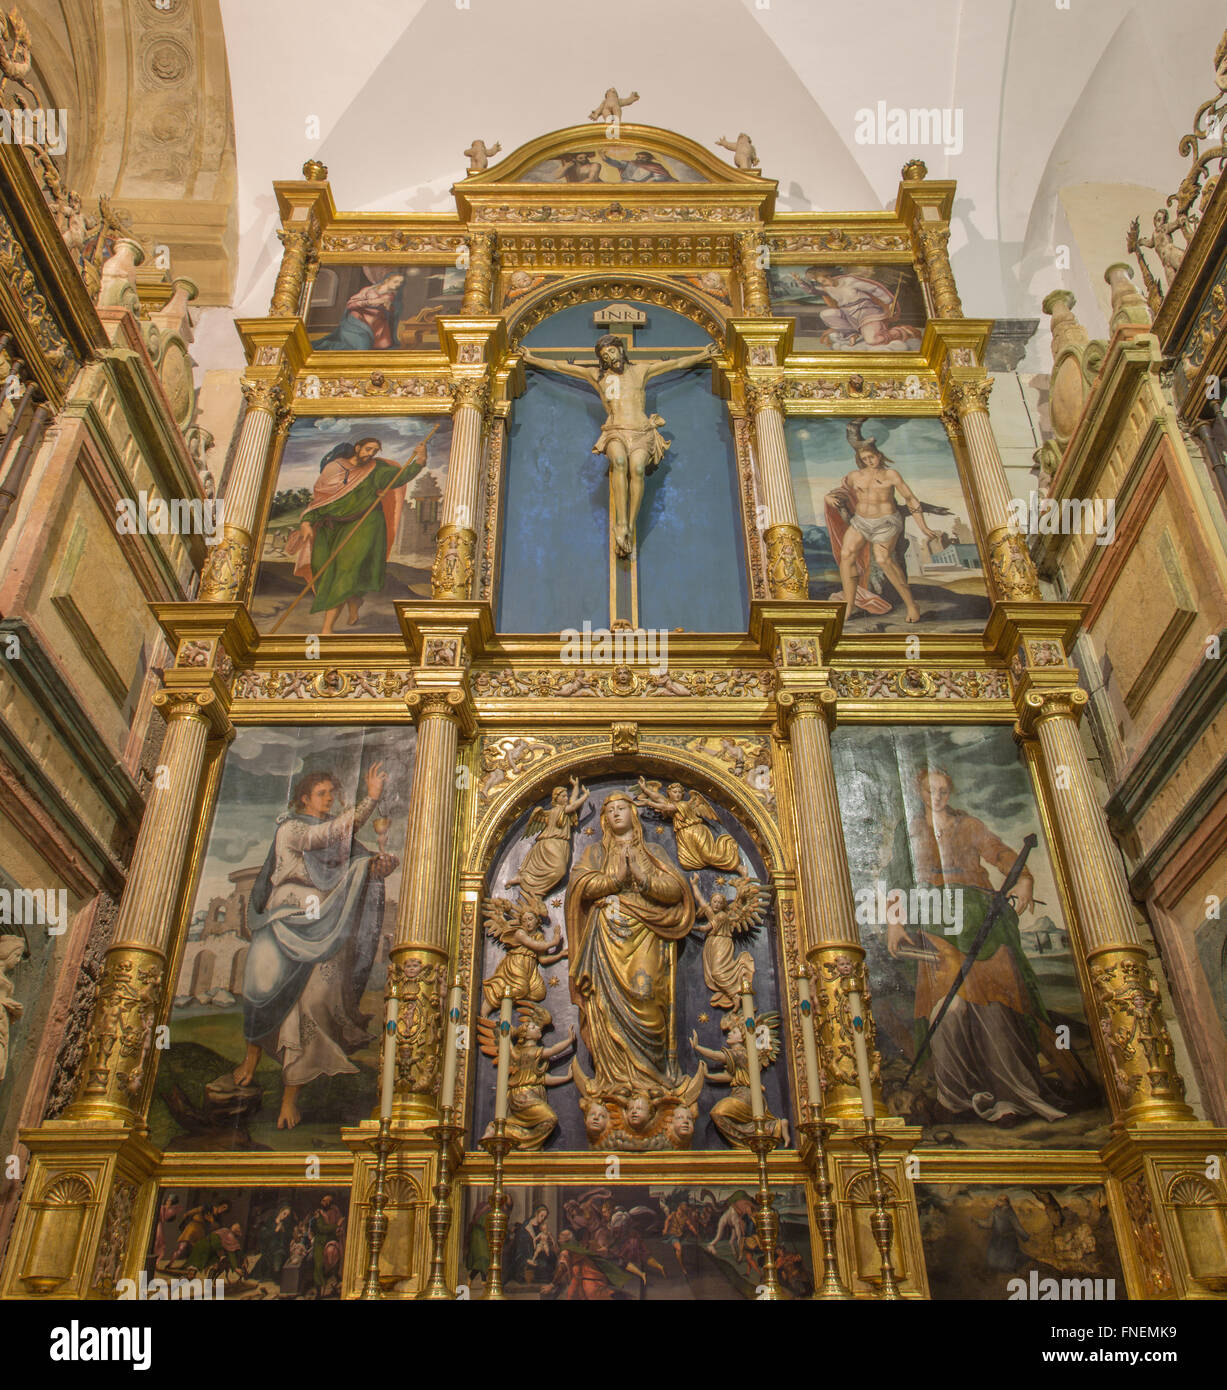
[768,262,926,352]
[471,772,790,1152]
[916,1184,1123,1301]
[252,414,451,635]
[521,146,705,183]
[143,1186,349,1299]
[831,725,1110,1149]
[154,725,414,1152]
[305,263,465,350]
[460,1183,813,1300]
[787,414,990,633]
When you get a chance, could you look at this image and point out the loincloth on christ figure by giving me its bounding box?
[849,511,903,546]
[593,415,671,474]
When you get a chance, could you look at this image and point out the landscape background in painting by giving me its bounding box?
[306,263,465,349]
[144,1186,349,1300]
[916,1183,1123,1300]
[768,262,926,351]
[830,724,1110,1149]
[472,773,790,1150]
[155,724,415,1153]
[252,413,451,636]
[787,414,990,633]
[521,147,706,183]
[460,1183,813,1300]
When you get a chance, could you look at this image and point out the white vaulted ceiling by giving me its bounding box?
[214,0,1222,351]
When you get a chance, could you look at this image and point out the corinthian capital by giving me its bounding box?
[946,377,994,414]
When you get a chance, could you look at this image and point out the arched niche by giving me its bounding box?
[498,285,747,634]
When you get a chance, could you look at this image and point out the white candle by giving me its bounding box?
[440,976,463,1113]
[494,987,513,1122]
[796,971,822,1117]
[740,982,765,1120]
[379,996,399,1120]
[845,989,876,1122]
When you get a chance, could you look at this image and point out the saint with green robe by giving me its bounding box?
[286,436,426,633]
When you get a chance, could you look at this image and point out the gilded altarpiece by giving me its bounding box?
[5,123,1227,1304]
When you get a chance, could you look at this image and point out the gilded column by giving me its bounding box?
[461,232,496,314]
[65,683,230,1124]
[947,376,1043,601]
[199,377,287,601]
[432,379,488,599]
[1018,689,1192,1124]
[777,688,882,1122]
[913,215,963,319]
[736,229,771,317]
[269,224,315,317]
[746,379,808,599]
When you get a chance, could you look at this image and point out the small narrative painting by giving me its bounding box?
[471,773,792,1152]
[917,1184,1124,1301]
[521,145,706,184]
[768,262,926,351]
[306,263,465,349]
[460,1183,813,1300]
[788,414,990,633]
[830,725,1110,1149]
[143,1186,348,1300]
[154,724,415,1152]
[252,414,451,636]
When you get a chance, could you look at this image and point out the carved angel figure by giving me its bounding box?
[509,777,589,898]
[477,1003,574,1150]
[589,87,640,123]
[691,876,769,1010]
[463,138,501,172]
[0,934,25,1082]
[691,1012,790,1149]
[480,893,566,1015]
[635,778,745,875]
[715,133,759,170]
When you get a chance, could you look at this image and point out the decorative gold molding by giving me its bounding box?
[763,523,809,599]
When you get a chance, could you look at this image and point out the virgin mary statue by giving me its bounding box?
[564,791,694,1092]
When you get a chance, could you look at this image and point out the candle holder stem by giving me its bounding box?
[798,1116,853,1299]
[854,1118,903,1300]
[746,1117,784,1300]
[479,1118,516,1301]
[417,1106,465,1300]
[360,1117,396,1300]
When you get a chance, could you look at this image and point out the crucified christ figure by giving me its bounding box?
[522,335,719,557]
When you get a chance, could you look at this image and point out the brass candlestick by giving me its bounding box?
[417,1105,466,1300]
[746,1116,784,1300]
[798,1113,853,1300]
[479,1118,516,1301]
[360,1117,398,1299]
[854,1117,903,1300]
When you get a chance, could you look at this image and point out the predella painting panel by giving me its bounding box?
[156,724,415,1152]
[460,1183,814,1300]
[306,263,465,350]
[253,414,452,636]
[472,773,791,1153]
[768,262,926,352]
[916,1183,1124,1301]
[830,725,1110,1149]
[787,414,990,634]
[144,1186,350,1300]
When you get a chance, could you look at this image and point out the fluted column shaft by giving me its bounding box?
[949,379,1043,602]
[199,383,284,602]
[747,380,808,599]
[389,696,464,1118]
[65,692,219,1124]
[1023,691,1192,1123]
[781,691,882,1122]
[432,385,487,599]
